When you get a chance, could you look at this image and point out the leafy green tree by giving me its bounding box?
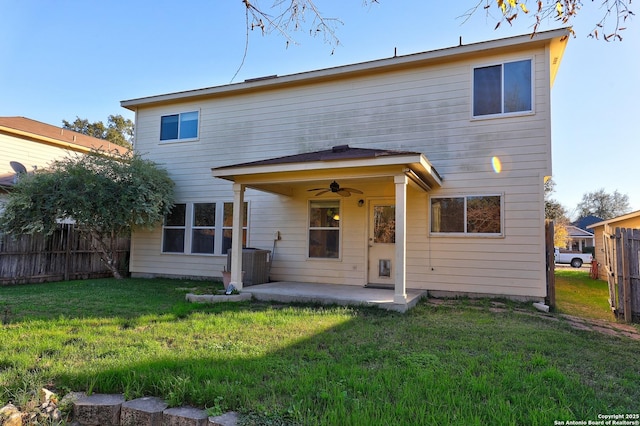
[544,179,569,221]
[62,115,134,149]
[576,188,631,220]
[0,150,174,279]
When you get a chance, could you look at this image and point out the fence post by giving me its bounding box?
[621,228,632,323]
[63,224,70,281]
[545,220,556,308]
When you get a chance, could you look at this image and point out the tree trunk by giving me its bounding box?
[86,230,124,279]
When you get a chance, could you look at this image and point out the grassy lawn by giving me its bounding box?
[554,268,614,321]
[1,278,639,425]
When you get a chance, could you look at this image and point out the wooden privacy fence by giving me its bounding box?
[0,224,130,285]
[545,220,556,308]
[603,227,640,323]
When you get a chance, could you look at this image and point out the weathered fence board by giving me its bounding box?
[603,227,639,323]
[0,224,129,285]
[545,220,556,308]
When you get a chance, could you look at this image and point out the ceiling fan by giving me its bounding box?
[307,180,363,197]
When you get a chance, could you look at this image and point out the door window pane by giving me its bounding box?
[373,205,395,243]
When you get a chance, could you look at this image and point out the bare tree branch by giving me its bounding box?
[458,0,633,41]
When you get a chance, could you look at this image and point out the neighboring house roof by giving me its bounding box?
[587,210,640,230]
[0,117,129,155]
[122,28,569,111]
[566,225,594,238]
[572,215,604,230]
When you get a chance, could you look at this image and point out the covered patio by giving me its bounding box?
[211,144,442,311]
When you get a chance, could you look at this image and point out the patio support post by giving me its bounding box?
[230,183,245,289]
[394,174,407,304]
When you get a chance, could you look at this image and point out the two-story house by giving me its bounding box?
[121,28,569,309]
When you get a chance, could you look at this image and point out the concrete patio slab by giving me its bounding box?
[242,282,426,312]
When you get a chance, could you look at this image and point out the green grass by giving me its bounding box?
[1,278,639,425]
[555,268,614,321]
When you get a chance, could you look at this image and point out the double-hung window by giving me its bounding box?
[160,111,199,141]
[473,59,532,117]
[191,203,216,254]
[162,202,248,254]
[431,195,502,236]
[162,204,186,252]
[308,200,340,258]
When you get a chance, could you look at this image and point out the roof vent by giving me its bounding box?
[332,145,350,153]
[244,75,278,83]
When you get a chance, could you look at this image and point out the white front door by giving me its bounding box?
[368,200,396,286]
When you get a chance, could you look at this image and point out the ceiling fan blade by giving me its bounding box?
[307,188,327,192]
[337,189,351,197]
[343,187,363,194]
[314,190,330,196]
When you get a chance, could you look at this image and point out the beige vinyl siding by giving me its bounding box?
[130,46,551,297]
[0,133,79,176]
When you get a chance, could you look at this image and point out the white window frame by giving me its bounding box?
[191,202,216,254]
[159,110,200,142]
[161,201,249,255]
[307,199,342,260]
[471,58,534,119]
[161,203,187,253]
[429,194,504,237]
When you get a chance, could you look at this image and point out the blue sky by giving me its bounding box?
[1,1,637,216]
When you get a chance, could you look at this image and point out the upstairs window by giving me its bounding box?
[431,195,502,236]
[473,59,532,117]
[160,111,199,141]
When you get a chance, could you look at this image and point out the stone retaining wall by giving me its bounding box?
[72,394,237,426]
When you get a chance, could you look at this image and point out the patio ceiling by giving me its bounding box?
[211,145,443,196]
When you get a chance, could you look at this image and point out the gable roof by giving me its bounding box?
[211,145,442,196]
[587,210,640,229]
[566,225,594,238]
[214,144,440,177]
[122,28,570,110]
[0,117,130,155]
[572,215,604,230]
